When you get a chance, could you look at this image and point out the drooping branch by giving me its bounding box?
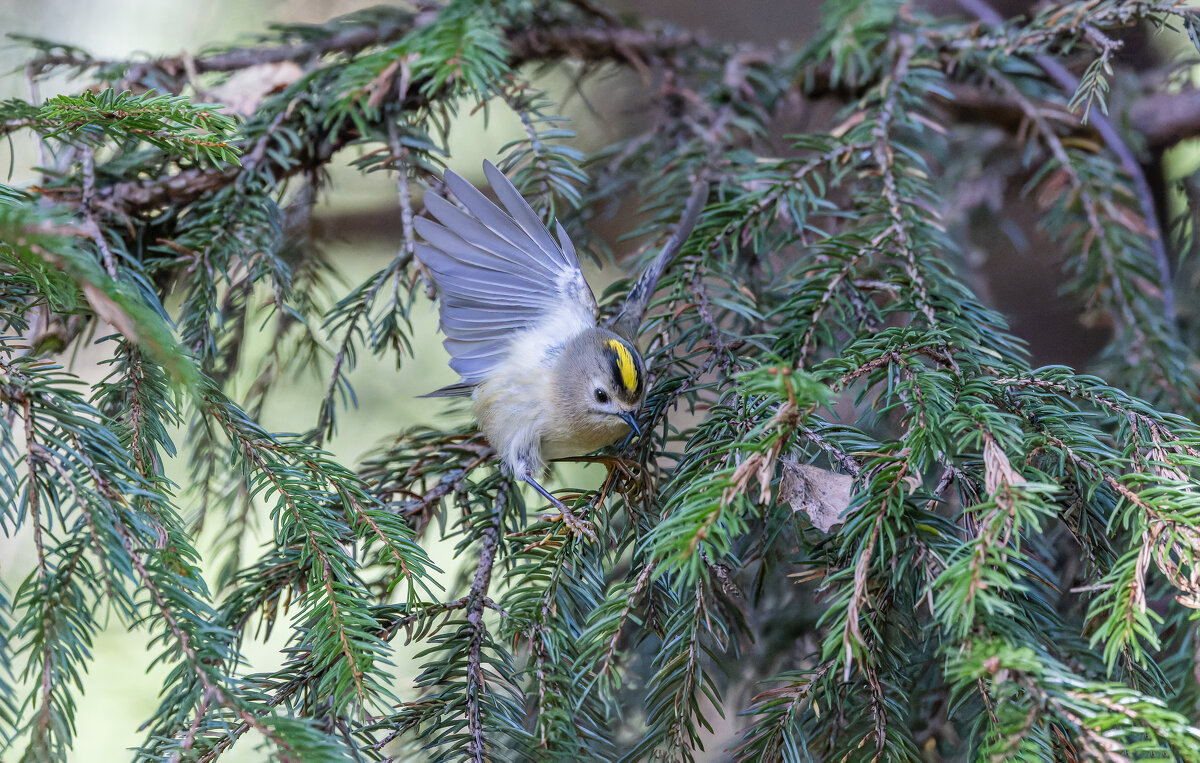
[959,0,1176,321]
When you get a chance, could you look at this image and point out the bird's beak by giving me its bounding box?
[618,411,642,436]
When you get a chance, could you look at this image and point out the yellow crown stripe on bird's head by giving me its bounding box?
[605,338,639,395]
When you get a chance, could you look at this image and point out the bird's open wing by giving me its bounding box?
[414,161,598,388]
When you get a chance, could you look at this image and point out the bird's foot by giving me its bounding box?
[540,500,597,542]
[523,475,597,542]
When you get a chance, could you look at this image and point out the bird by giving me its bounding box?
[414,160,707,539]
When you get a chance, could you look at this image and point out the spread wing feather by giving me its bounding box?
[422,194,560,278]
[415,160,597,388]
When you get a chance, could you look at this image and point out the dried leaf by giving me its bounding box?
[780,459,855,533]
[983,435,1024,496]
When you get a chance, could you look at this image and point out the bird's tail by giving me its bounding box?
[607,175,711,339]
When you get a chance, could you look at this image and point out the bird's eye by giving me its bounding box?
[594,388,609,404]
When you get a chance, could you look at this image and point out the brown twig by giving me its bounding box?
[594,562,655,682]
[609,172,711,337]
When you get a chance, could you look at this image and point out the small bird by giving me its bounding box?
[415,161,706,538]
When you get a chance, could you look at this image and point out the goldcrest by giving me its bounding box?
[415,161,646,538]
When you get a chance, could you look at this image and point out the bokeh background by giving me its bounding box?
[0,0,1193,760]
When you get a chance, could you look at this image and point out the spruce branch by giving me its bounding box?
[867,35,937,327]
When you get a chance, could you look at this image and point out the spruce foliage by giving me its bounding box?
[4,1,1200,760]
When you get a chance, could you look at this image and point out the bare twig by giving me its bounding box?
[609,173,711,337]
[799,424,863,478]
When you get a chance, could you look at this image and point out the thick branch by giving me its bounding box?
[29,11,1200,225]
[1129,87,1200,149]
[28,13,422,78]
[31,17,698,85]
[936,72,1200,153]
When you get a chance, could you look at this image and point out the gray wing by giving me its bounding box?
[414,161,598,387]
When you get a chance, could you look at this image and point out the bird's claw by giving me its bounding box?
[541,505,597,542]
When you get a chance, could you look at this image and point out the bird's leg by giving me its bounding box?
[523,474,597,542]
